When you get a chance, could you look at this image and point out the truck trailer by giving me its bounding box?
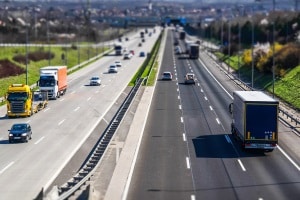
[179,31,186,40]
[189,44,199,59]
[6,84,48,117]
[185,41,199,59]
[38,66,67,99]
[229,91,279,151]
[114,42,123,55]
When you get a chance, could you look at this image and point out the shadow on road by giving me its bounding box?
[192,134,269,158]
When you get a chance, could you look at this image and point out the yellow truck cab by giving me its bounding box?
[6,84,33,117]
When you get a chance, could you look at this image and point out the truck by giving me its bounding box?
[185,41,199,59]
[179,31,186,40]
[188,44,199,59]
[6,84,48,117]
[229,91,279,151]
[38,66,67,99]
[114,42,123,55]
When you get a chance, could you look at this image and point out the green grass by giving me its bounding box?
[218,52,300,110]
[129,31,163,86]
[270,65,300,109]
[147,61,158,86]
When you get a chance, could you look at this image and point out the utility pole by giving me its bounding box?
[272,22,275,97]
[251,20,254,88]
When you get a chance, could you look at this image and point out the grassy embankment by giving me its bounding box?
[0,45,109,104]
[217,53,300,110]
[129,31,163,86]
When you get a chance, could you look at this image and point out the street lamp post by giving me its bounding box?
[272,22,275,97]
[25,26,29,85]
[228,20,231,72]
[238,21,241,79]
[251,20,254,88]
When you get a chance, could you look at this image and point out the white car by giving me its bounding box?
[89,76,101,86]
[161,71,173,80]
[184,73,196,84]
[123,53,132,60]
[115,61,122,67]
[108,65,118,73]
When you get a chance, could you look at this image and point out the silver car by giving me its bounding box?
[89,76,101,86]
[108,65,118,73]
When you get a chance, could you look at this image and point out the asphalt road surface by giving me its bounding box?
[126,29,300,200]
[0,27,160,200]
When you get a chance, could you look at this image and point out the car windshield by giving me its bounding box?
[91,77,99,80]
[163,72,171,76]
[12,124,27,131]
[110,66,116,68]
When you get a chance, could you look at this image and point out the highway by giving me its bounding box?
[0,28,160,200]
[126,29,300,200]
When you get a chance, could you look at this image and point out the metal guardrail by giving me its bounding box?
[44,78,144,200]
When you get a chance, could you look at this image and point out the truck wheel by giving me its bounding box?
[57,92,60,98]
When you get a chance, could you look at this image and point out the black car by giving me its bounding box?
[8,123,32,143]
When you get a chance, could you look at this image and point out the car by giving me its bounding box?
[125,37,129,41]
[129,50,135,55]
[142,38,145,42]
[175,46,182,54]
[8,123,32,143]
[115,61,122,67]
[139,51,145,57]
[123,53,132,60]
[108,65,118,73]
[89,76,101,86]
[161,71,173,80]
[184,73,196,84]
[138,43,142,47]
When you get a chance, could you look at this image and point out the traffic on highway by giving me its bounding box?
[0,28,160,199]
[0,25,299,200]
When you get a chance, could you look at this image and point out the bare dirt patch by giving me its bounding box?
[0,59,25,78]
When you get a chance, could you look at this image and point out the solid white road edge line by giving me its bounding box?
[277,145,300,171]
[183,133,186,142]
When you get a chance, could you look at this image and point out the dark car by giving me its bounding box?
[139,51,145,57]
[138,43,142,47]
[8,123,32,143]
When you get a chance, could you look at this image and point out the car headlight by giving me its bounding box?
[21,133,27,136]
[9,134,13,136]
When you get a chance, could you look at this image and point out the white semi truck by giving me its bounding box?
[38,66,67,99]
